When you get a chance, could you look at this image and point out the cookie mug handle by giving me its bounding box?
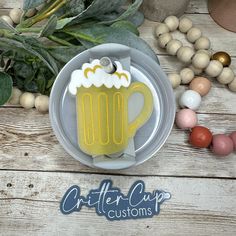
[127,82,153,138]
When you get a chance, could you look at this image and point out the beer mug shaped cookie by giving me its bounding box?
[68,58,153,156]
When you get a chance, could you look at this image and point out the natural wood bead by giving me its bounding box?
[189,77,211,96]
[177,46,195,64]
[205,60,223,77]
[228,78,236,92]
[179,17,193,33]
[197,49,212,57]
[9,8,23,24]
[189,64,203,75]
[164,16,179,31]
[1,15,13,26]
[194,37,211,50]
[158,33,173,48]
[180,68,194,84]
[155,23,169,37]
[168,73,181,88]
[192,52,210,69]
[186,27,202,43]
[217,67,234,85]
[166,39,183,55]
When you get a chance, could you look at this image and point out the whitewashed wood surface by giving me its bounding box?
[0,0,236,235]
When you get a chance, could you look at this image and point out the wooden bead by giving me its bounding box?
[179,90,201,111]
[228,78,236,92]
[205,60,223,77]
[194,37,210,50]
[197,49,212,57]
[177,46,195,64]
[186,27,202,43]
[158,33,172,48]
[180,68,194,84]
[1,15,13,26]
[9,8,23,24]
[155,23,169,37]
[211,51,231,67]
[175,109,198,129]
[168,73,181,88]
[192,52,210,69]
[188,64,203,75]
[189,77,211,96]
[217,67,234,85]
[164,16,179,31]
[166,39,183,55]
[179,17,193,33]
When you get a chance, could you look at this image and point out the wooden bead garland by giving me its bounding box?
[155,16,236,157]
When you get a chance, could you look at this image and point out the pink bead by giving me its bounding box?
[175,109,198,129]
[211,134,234,156]
[229,131,236,150]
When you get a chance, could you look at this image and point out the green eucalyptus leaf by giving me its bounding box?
[13,61,34,79]
[46,78,55,90]
[24,80,38,92]
[0,72,13,105]
[0,18,19,34]
[56,0,85,18]
[127,11,144,27]
[56,0,127,29]
[23,0,45,11]
[39,15,57,37]
[66,25,157,62]
[100,0,143,24]
[48,45,86,63]
[36,74,46,94]
[111,20,139,35]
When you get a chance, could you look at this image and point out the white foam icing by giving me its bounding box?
[68,59,131,95]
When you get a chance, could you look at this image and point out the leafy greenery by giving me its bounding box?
[0,72,13,105]
[0,0,157,105]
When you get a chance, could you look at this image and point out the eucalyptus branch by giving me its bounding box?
[48,35,73,46]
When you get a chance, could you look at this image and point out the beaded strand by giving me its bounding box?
[156,16,236,157]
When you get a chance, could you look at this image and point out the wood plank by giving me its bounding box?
[0,0,22,9]
[0,108,235,177]
[0,171,235,236]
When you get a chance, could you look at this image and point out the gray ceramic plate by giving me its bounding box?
[49,44,175,169]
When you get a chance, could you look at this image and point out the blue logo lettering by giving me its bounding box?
[60,179,171,221]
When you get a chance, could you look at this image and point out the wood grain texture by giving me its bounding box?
[0,108,235,177]
[0,170,235,236]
